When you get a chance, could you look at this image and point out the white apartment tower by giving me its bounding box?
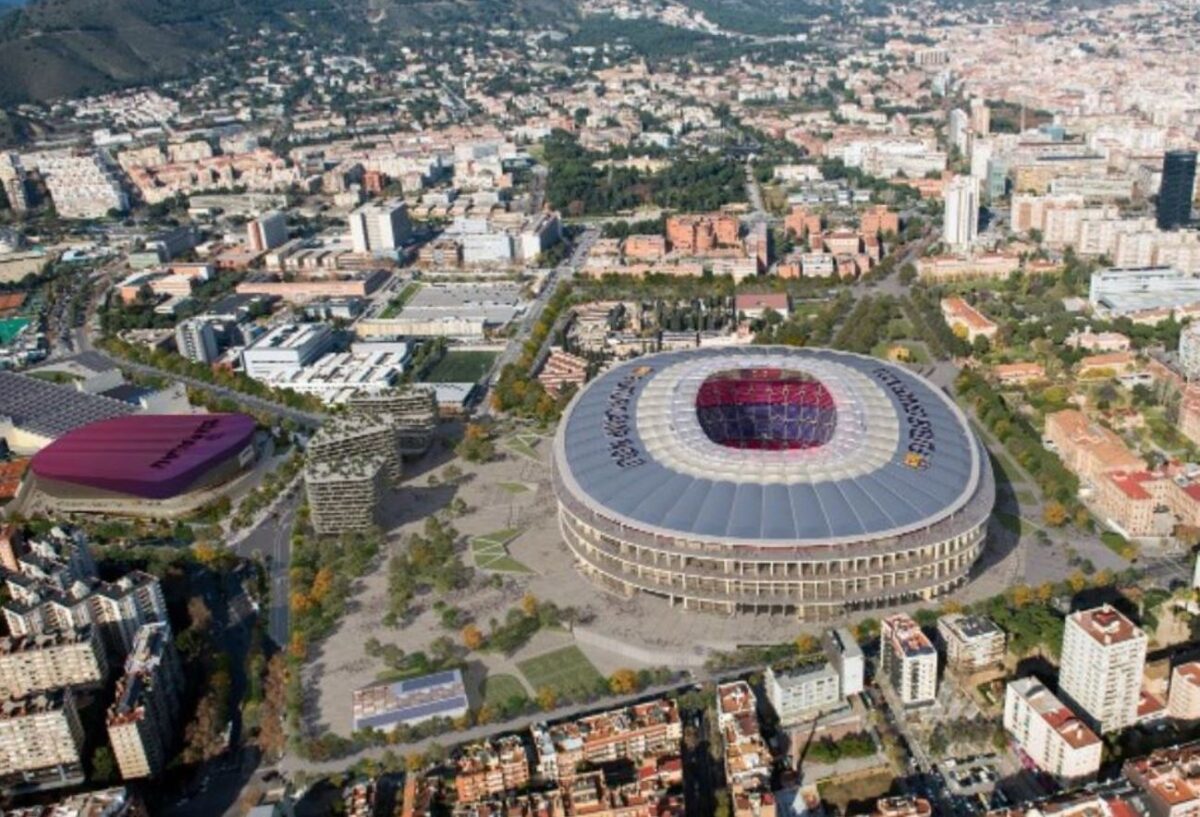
[349,200,412,255]
[880,614,938,706]
[943,175,980,252]
[1058,605,1147,734]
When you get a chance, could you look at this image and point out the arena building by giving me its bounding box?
[552,347,994,621]
[28,414,257,517]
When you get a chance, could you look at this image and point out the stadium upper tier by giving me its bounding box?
[552,347,994,619]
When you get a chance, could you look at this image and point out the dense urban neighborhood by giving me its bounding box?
[0,0,1199,816]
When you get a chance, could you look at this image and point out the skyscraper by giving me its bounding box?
[943,175,980,252]
[1157,150,1197,231]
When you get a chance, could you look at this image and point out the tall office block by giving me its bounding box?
[943,175,979,251]
[1058,605,1147,734]
[350,200,412,254]
[1158,150,1197,231]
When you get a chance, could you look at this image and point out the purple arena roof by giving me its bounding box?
[31,414,256,499]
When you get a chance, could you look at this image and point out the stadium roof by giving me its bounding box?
[0,371,134,439]
[555,347,983,546]
[31,413,256,499]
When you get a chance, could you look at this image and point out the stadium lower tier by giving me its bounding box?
[553,464,992,621]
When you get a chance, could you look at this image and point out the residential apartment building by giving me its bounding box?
[764,661,842,726]
[345,387,439,459]
[349,200,412,254]
[0,627,108,698]
[537,348,588,397]
[937,614,1006,675]
[24,150,127,219]
[247,211,289,253]
[0,688,85,779]
[943,175,979,251]
[175,318,220,364]
[305,457,388,535]
[880,614,937,706]
[307,413,403,483]
[0,154,29,213]
[1123,743,1200,817]
[1059,605,1148,734]
[666,213,741,254]
[4,561,168,659]
[824,627,865,697]
[106,623,183,779]
[454,736,532,803]
[715,681,774,817]
[530,699,681,782]
[1168,662,1200,722]
[1003,677,1101,786]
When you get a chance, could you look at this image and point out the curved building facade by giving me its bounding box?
[30,414,257,515]
[552,347,994,621]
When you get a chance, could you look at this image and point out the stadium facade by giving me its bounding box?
[552,347,994,621]
[29,414,257,516]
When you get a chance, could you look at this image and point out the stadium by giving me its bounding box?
[29,413,258,516]
[552,347,994,621]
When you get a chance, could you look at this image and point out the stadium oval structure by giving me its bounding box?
[552,346,994,621]
[30,413,258,511]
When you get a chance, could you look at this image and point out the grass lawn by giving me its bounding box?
[505,433,541,461]
[378,282,421,319]
[518,646,604,699]
[498,481,531,494]
[423,350,498,384]
[481,673,529,709]
[471,529,533,574]
[1014,489,1037,505]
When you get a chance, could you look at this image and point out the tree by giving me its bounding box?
[1042,501,1069,527]
[794,633,818,655]
[90,746,116,783]
[609,668,640,695]
[537,686,558,711]
[521,593,539,618]
[461,624,484,651]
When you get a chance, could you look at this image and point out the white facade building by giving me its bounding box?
[764,662,842,726]
[943,175,980,252]
[349,200,412,255]
[23,150,127,219]
[1003,677,1101,785]
[247,210,289,253]
[880,614,938,706]
[240,323,335,379]
[1058,605,1147,734]
[175,318,219,364]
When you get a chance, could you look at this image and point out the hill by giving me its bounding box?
[0,0,579,104]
